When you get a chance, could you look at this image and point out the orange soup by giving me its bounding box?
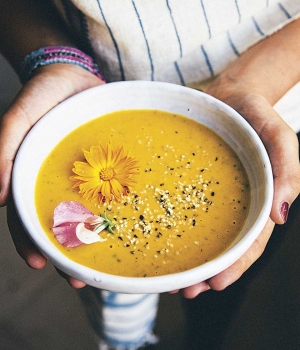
[35,110,251,277]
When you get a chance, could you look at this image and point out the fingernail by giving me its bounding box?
[280,202,289,223]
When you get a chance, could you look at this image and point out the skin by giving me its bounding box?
[1,0,300,295]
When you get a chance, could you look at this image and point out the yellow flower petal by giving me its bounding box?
[72,161,99,178]
[101,180,112,201]
[110,178,125,200]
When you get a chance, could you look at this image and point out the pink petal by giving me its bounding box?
[52,223,83,247]
[53,201,94,227]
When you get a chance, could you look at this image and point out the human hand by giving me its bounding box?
[172,16,300,298]
[175,88,300,299]
[0,63,105,288]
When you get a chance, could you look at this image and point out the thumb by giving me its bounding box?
[238,96,300,224]
[267,122,300,224]
[0,64,105,206]
[212,92,300,225]
[0,102,32,206]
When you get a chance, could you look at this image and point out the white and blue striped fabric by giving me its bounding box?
[57,0,300,86]
[55,1,300,349]
[78,287,159,350]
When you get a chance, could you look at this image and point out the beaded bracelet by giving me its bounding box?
[19,46,105,84]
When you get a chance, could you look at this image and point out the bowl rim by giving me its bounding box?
[12,81,273,293]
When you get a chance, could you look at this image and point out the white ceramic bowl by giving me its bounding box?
[12,81,273,293]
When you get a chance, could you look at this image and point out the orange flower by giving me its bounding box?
[70,142,139,204]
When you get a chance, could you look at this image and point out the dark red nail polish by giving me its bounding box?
[280,202,289,223]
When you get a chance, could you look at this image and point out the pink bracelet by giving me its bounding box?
[19,46,105,84]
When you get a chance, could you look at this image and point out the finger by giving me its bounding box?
[264,121,300,224]
[0,159,13,206]
[7,198,47,269]
[0,102,34,205]
[168,289,180,294]
[207,218,274,291]
[176,218,274,298]
[55,268,87,289]
[181,281,211,299]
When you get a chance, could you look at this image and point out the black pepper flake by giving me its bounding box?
[130,251,135,254]
[177,234,182,238]
[211,192,215,196]
[156,232,162,238]
[118,236,123,241]
[192,219,196,226]
[139,215,144,220]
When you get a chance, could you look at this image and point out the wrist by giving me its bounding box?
[25,63,106,99]
[18,46,105,85]
[208,18,300,106]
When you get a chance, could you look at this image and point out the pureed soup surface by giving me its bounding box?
[35,110,251,277]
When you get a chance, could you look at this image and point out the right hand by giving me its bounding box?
[0,63,105,288]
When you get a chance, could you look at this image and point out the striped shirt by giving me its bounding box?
[56,0,300,86]
[54,0,300,133]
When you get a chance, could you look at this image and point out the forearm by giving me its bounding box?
[209,17,300,105]
[0,0,75,70]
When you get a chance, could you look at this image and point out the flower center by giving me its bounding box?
[100,168,114,181]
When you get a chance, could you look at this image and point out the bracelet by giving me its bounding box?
[19,46,105,84]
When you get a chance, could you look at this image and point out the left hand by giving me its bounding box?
[176,88,300,299]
